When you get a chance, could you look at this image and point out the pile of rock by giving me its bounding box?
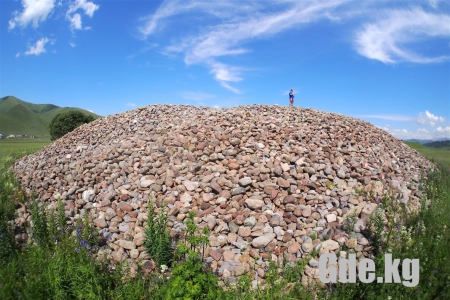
[13,105,433,285]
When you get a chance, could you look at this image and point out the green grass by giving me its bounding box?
[324,163,450,299]
[404,141,450,170]
[0,139,51,153]
[1,141,449,299]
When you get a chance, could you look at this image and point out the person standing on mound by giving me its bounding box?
[289,89,294,106]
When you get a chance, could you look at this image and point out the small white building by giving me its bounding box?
[7,135,15,139]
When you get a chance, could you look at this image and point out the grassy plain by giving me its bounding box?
[0,138,51,153]
[404,141,450,170]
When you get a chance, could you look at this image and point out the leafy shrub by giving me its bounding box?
[155,212,220,300]
[49,111,95,141]
[144,198,172,267]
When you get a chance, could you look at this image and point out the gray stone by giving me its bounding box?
[252,234,276,248]
[239,177,253,187]
[231,187,246,196]
[245,199,265,210]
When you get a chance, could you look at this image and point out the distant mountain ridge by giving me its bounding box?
[404,138,449,145]
[0,96,101,137]
[424,140,450,149]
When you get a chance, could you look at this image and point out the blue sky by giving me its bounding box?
[1,0,449,140]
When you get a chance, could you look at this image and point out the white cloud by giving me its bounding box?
[67,0,99,17]
[413,110,446,127]
[389,126,450,140]
[9,0,55,29]
[69,41,76,47]
[24,37,50,56]
[359,114,411,121]
[140,0,349,93]
[125,102,137,107]
[68,13,82,30]
[436,126,450,138]
[429,0,439,9]
[15,53,21,58]
[66,0,99,30]
[355,8,450,64]
[376,125,390,131]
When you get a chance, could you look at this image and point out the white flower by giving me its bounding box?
[160,264,168,272]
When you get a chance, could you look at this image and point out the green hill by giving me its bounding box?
[424,140,450,149]
[40,106,99,123]
[0,96,101,137]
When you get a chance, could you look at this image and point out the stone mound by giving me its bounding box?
[13,105,433,284]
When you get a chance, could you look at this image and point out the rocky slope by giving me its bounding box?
[13,104,433,285]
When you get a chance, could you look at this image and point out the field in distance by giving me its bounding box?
[0,138,52,154]
[404,141,450,170]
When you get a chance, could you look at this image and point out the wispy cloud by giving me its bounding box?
[139,1,449,91]
[9,0,55,29]
[125,102,137,107]
[66,0,99,30]
[179,91,215,102]
[359,114,411,122]
[429,0,440,9]
[126,44,159,60]
[355,7,450,64]
[390,126,450,140]
[140,0,349,93]
[413,110,446,127]
[24,37,51,56]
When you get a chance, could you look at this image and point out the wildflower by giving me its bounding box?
[160,265,168,272]
[76,247,81,253]
[76,226,82,237]
[80,239,87,246]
